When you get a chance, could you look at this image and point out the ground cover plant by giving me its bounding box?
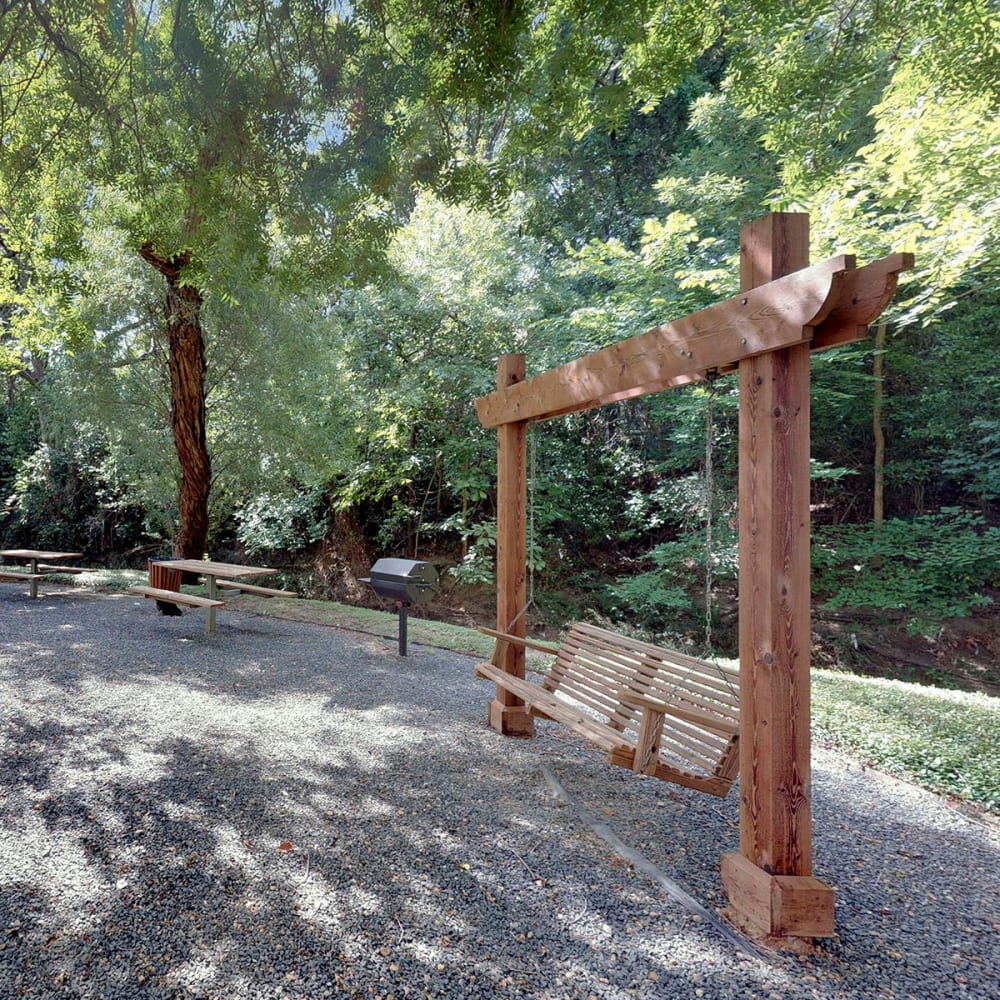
[811,670,1000,816]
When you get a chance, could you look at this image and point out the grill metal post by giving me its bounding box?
[397,602,408,656]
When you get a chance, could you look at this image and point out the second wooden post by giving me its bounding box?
[489,353,534,737]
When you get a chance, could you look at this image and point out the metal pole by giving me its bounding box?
[397,602,408,656]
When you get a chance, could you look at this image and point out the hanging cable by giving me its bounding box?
[504,419,538,633]
[703,370,720,656]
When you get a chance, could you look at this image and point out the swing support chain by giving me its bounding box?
[703,368,721,656]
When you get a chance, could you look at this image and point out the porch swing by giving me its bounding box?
[470,217,911,943]
[475,382,742,798]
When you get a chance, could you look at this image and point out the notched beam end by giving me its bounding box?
[809,252,915,350]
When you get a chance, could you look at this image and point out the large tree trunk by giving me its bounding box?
[139,243,211,559]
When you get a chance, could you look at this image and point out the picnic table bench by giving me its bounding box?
[476,621,741,797]
[129,558,294,634]
[0,549,88,598]
[215,580,298,598]
[0,568,45,598]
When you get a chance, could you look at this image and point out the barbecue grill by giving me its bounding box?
[360,558,439,655]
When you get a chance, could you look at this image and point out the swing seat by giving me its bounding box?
[475,622,740,797]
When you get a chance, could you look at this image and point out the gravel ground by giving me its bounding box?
[1,587,998,1000]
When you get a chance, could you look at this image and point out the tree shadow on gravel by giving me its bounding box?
[0,714,780,999]
[3,592,998,999]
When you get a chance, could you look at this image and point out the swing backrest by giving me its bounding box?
[543,622,740,777]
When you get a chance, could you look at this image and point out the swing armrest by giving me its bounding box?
[618,692,739,737]
[477,626,561,655]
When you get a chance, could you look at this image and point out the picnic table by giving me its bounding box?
[129,558,296,634]
[0,549,85,598]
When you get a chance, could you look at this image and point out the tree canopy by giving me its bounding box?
[2,0,998,648]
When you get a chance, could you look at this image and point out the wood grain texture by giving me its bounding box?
[490,354,534,736]
[475,257,850,428]
[737,213,814,877]
[475,622,740,796]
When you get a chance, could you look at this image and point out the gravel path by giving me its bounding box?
[1,588,998,999]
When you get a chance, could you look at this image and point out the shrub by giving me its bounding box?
[812,509,1000,633]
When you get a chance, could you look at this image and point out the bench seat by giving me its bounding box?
[216,580,298,598]
[128,585,224,609]
[37,564,91,574]
[476,621,740,797]
[129,585,225,636]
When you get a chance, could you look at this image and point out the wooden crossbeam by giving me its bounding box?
[475,253,912,428]
[812,252,914,349]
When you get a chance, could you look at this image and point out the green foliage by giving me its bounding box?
[605,518,738,638]
[812,510,1000,632]
[329,193,543,553]
[508,0,721,144]
[2,0,998,649]
[3,426,145,552]
[0,395,39,499]
[234,491,327,557]
[812,670,1000,814]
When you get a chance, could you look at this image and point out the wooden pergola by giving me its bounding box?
[474,213,912,945]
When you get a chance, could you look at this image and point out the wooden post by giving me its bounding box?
[489,354,534,737]
[721,213,837,942]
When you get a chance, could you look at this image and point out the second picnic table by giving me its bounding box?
[160,558,278,601]
[131,558,294,634]
[0,549,84,598]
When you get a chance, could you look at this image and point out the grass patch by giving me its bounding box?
[812,669,1000,815]
[66,568,147,591]
[222,596,500,657]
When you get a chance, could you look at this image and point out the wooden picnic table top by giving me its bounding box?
[1,549,83,562]
[151,558,276,579]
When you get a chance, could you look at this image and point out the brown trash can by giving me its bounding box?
[148,559,182,591]
[148,559,184,615]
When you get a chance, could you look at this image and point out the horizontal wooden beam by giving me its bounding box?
[476,255,850,427]
[475,253,913,428]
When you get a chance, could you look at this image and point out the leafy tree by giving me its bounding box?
[0,15,91,389]
[3,0,546,557]
[330,193,545,563]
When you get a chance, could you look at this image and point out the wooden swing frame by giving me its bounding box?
[474,213,912,945]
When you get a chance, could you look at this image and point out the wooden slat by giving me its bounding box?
[570,624,740,702]
[475,663,624,751]
[561,632,739,723]
[620,692,739,737]
[216,580,298,598]
[128,586,224,609]
[658,729,728,773]
[607,745,734,797]
[477,626,561,655]
[567,626,740,704]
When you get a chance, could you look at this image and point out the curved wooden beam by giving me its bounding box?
[476,252,913,428]
[811,252,915,349]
